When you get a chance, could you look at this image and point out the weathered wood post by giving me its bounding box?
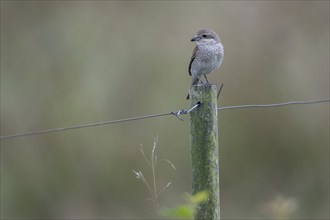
[189,83,220,219]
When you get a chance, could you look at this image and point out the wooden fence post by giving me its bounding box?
[189,84,220,219]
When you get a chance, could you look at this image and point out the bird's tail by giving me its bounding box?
[191,76,199,86]
[186,76,199,99]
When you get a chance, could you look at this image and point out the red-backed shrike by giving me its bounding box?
[187,29,224,99]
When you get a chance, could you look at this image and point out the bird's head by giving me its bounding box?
[191,29,220,45]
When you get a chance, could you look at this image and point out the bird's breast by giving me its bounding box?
[190,43,223,76]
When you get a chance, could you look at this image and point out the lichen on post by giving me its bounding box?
[189,83,220,219]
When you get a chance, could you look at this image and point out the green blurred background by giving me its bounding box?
[1,1,329,219]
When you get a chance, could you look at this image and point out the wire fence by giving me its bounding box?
[0,99,329,141]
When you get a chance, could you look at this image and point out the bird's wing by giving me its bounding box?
[188,45,198,76]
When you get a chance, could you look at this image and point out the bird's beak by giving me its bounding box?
[191,35,200,42]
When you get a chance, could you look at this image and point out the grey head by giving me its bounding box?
[191,28,220,45]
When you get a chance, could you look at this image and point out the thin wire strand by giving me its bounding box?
[218,99,329,110]
[1,99,329,141]
[0,112,171,140]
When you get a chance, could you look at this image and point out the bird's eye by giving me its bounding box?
[202,34,207,38]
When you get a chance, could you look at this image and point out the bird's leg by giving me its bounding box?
[203,75,209,84]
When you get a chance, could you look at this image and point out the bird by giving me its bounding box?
[186,28,224,99]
